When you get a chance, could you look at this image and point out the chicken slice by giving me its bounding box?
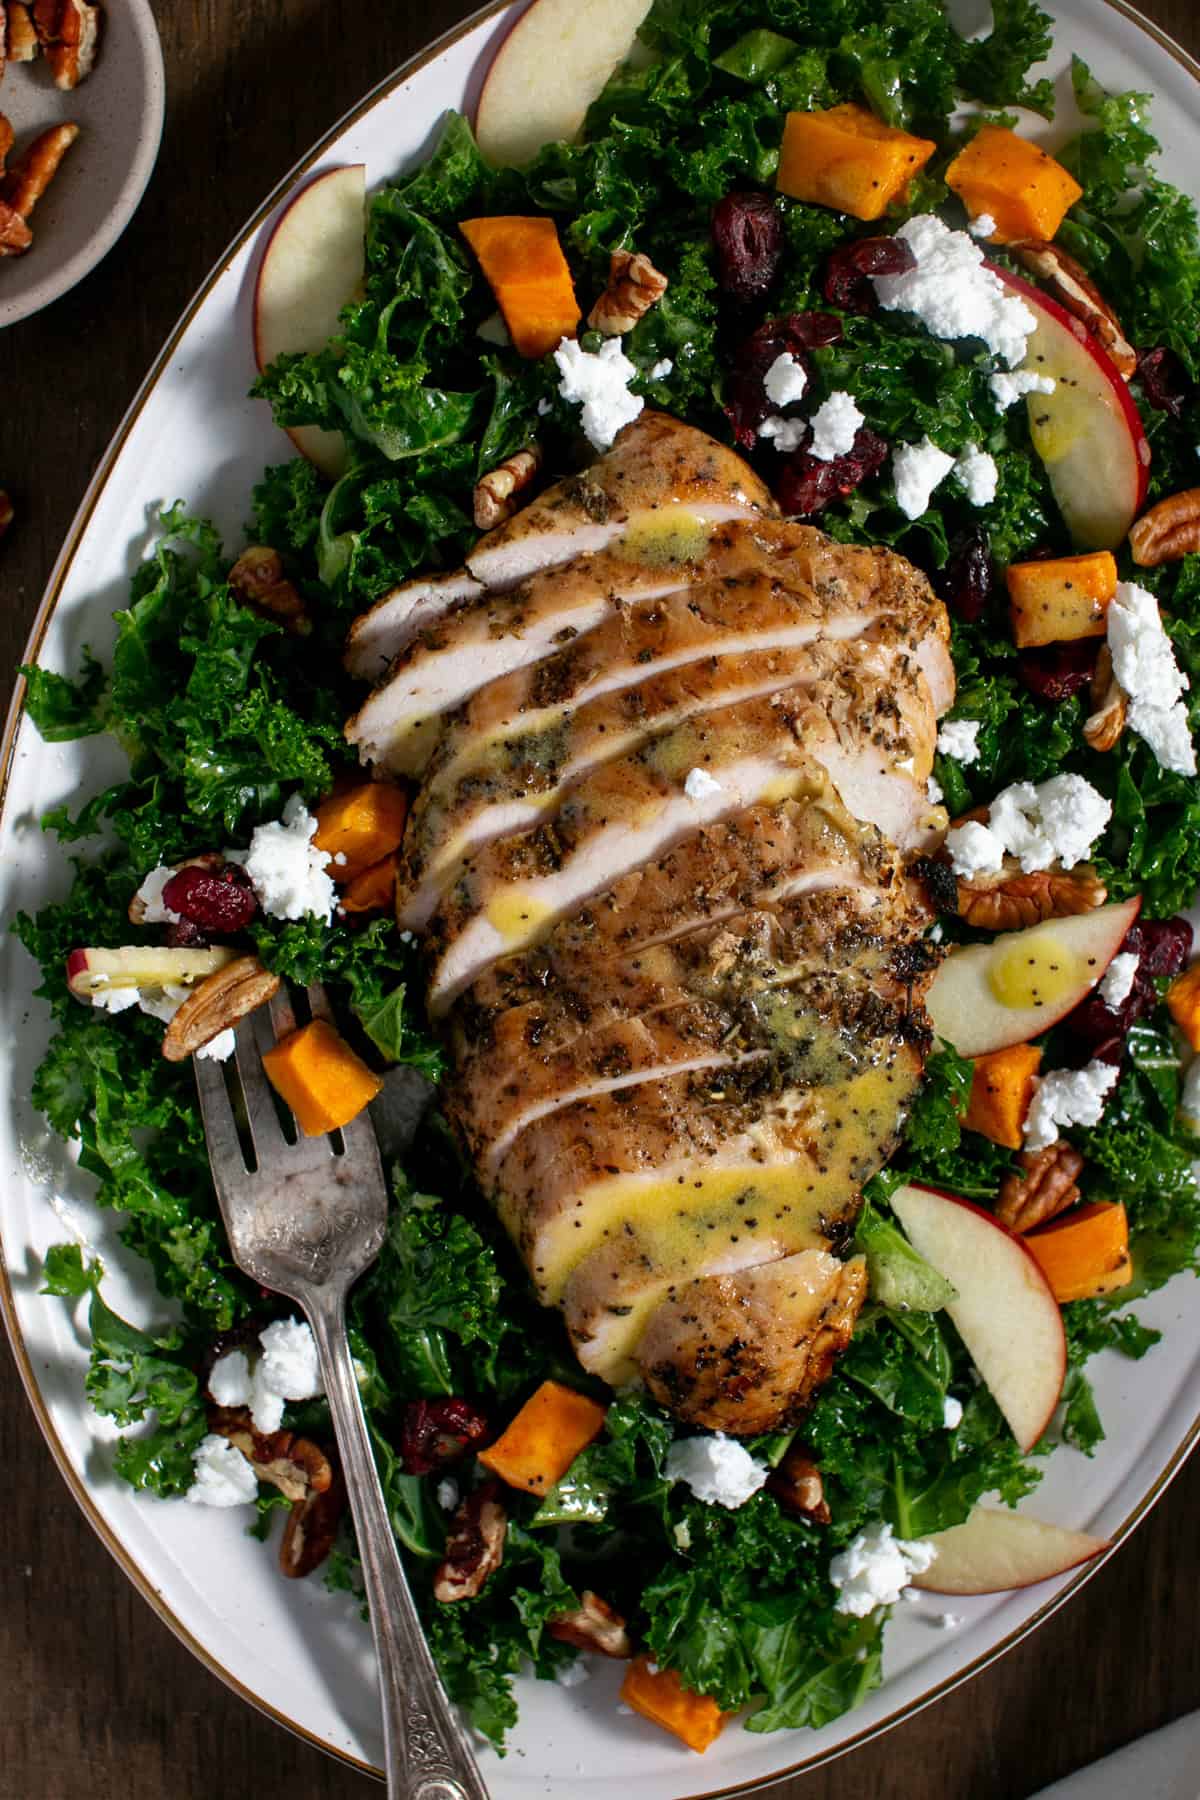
[397,627,935,928]
[424,681,939,1010]
[464,409,776,590]
[344,570,485,684]
[636,1250,868,1433]
[496,1045,923,1308]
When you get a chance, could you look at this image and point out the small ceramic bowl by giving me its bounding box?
[0,0,164,329]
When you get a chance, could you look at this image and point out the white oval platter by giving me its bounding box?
[1,2,1198,1794]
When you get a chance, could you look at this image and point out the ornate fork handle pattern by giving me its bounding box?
[306,1290,488,1800]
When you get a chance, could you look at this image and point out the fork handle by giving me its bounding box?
[305,1290,490,1800]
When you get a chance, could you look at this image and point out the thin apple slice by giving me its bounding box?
[66,945,237,999]
[475,0,654,169]
[991,266,1149,551]
[890,1182,1065,1452]
[911,1506,1108,1595]
[925,897,1140,1058]
[253,165,366,480]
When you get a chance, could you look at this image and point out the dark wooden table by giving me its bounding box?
[3,3,1200,1796]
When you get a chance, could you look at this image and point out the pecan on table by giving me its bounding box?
[767,1446,831,1524]
[1010,239,1137,377]
[588,248,668,336]
[228,544,309,634]
[1083,644,1127,753]
[956,864,1108,932]
[548,1590,632,1658]
[1129,488,1200,567]
[0,199,31,255]
[996,1141,1084,1233]
[32,0,100,89]
[473,443,543,531]
[2,122,78,219]
[7,1,37,60]
[433,1482,507,1603]
[161,954,281,1061]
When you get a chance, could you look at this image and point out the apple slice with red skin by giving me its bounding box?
[66,945,237,999]
[890,1182,1066,1453]
[990,265,1149,551]
[925,897,1140,1058]
[475,0,654,169]
[910,1506,1108,1595]
[252,165,366,481]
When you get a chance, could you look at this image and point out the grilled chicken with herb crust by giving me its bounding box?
[345,416,952,1429]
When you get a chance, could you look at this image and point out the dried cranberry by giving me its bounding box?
[1018,639,1100,701]
[775,426,889,517]
[823,235,917,314]
[399,1398,490,1476]
[712,191,783,304]
[164,918,209,949]
[725,312,843,448]
[1136,346,1192,420]
[162,862,259,933]
[1066,968,1155,1055]
[935,526,994,624]
[1125,916,1193,978]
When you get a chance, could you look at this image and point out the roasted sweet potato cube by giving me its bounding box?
[477,1379,606,1495]
[459,216,579,359]
[619,1656,730,1753]
[776,103,936,222]
[1026,1201,1131,1303]
[1006,551,1117,649]
[1167,962,1200,1051]
[963,1044,1042,1150]
[946,126,1082,245]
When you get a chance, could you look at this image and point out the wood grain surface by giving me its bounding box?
[2,3,1200,1796]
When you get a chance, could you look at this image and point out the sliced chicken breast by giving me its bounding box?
[636,1250,868,1432]
[425,681,939,1010]
[398,628,936,928]
[344,570,485,684]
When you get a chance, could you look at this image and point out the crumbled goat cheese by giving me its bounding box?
[936,718,982,765]
[648,357,674,380]
[553,335,643,451]
[91,980,190,1024]
[757,414,807,453]
[989,369,1057,410]
[242,792,336,923]
[437,1477,460,1513]
[133,865,181,925]
[247,1317,324,1434]
[942,1396,963,1430]
[1099,951,1140,1011]
[892,437,956,520]
[946,818,1006,879]
[762,351,808,407]
[684,766,724,801]
[187,1434,259,1508]
[673,1519,693,1550]
[954,443,998,507]
[665,1433,768,1509]
[1024,1060,1120,1153]
[1107,581,1197,776]
[196,1027,237,1062]
[1181,1056,1200,1131]
[555,1660,591,1688]
[947,774,1111,879]
[89,984,141,1015]
[809,389,865,461]
[829,1522,937,1617]
[873,214,1037,367]
[968,213,996,238]
[537,396,553,416]
[476,311,511,346]
[926,775,944,806]
[208,1349,252,1408]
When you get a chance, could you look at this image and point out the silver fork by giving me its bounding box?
[194,981,489,1800]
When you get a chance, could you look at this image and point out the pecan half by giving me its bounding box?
[588,249,668,336]
[0,116,12,177]
[0,488,12,541]
[473,443,543,531]
[1,121,78,219]
[956,865,1108,932]
[1129,489,1200,567]
[1010,239,1137,378]
[33,0,99,88]
[1083,644,1127,753]
[996,1141,1084,1233]
[229,544,309,634]
[7,2,38,60]
[208,1405,345,1579]
[280,1469,346,1578]
[548,1590,632,1658]
[766,1446,831,1524]
[0,197,30,254]
[433,1482,507,1603]
[161,953,281,1061]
